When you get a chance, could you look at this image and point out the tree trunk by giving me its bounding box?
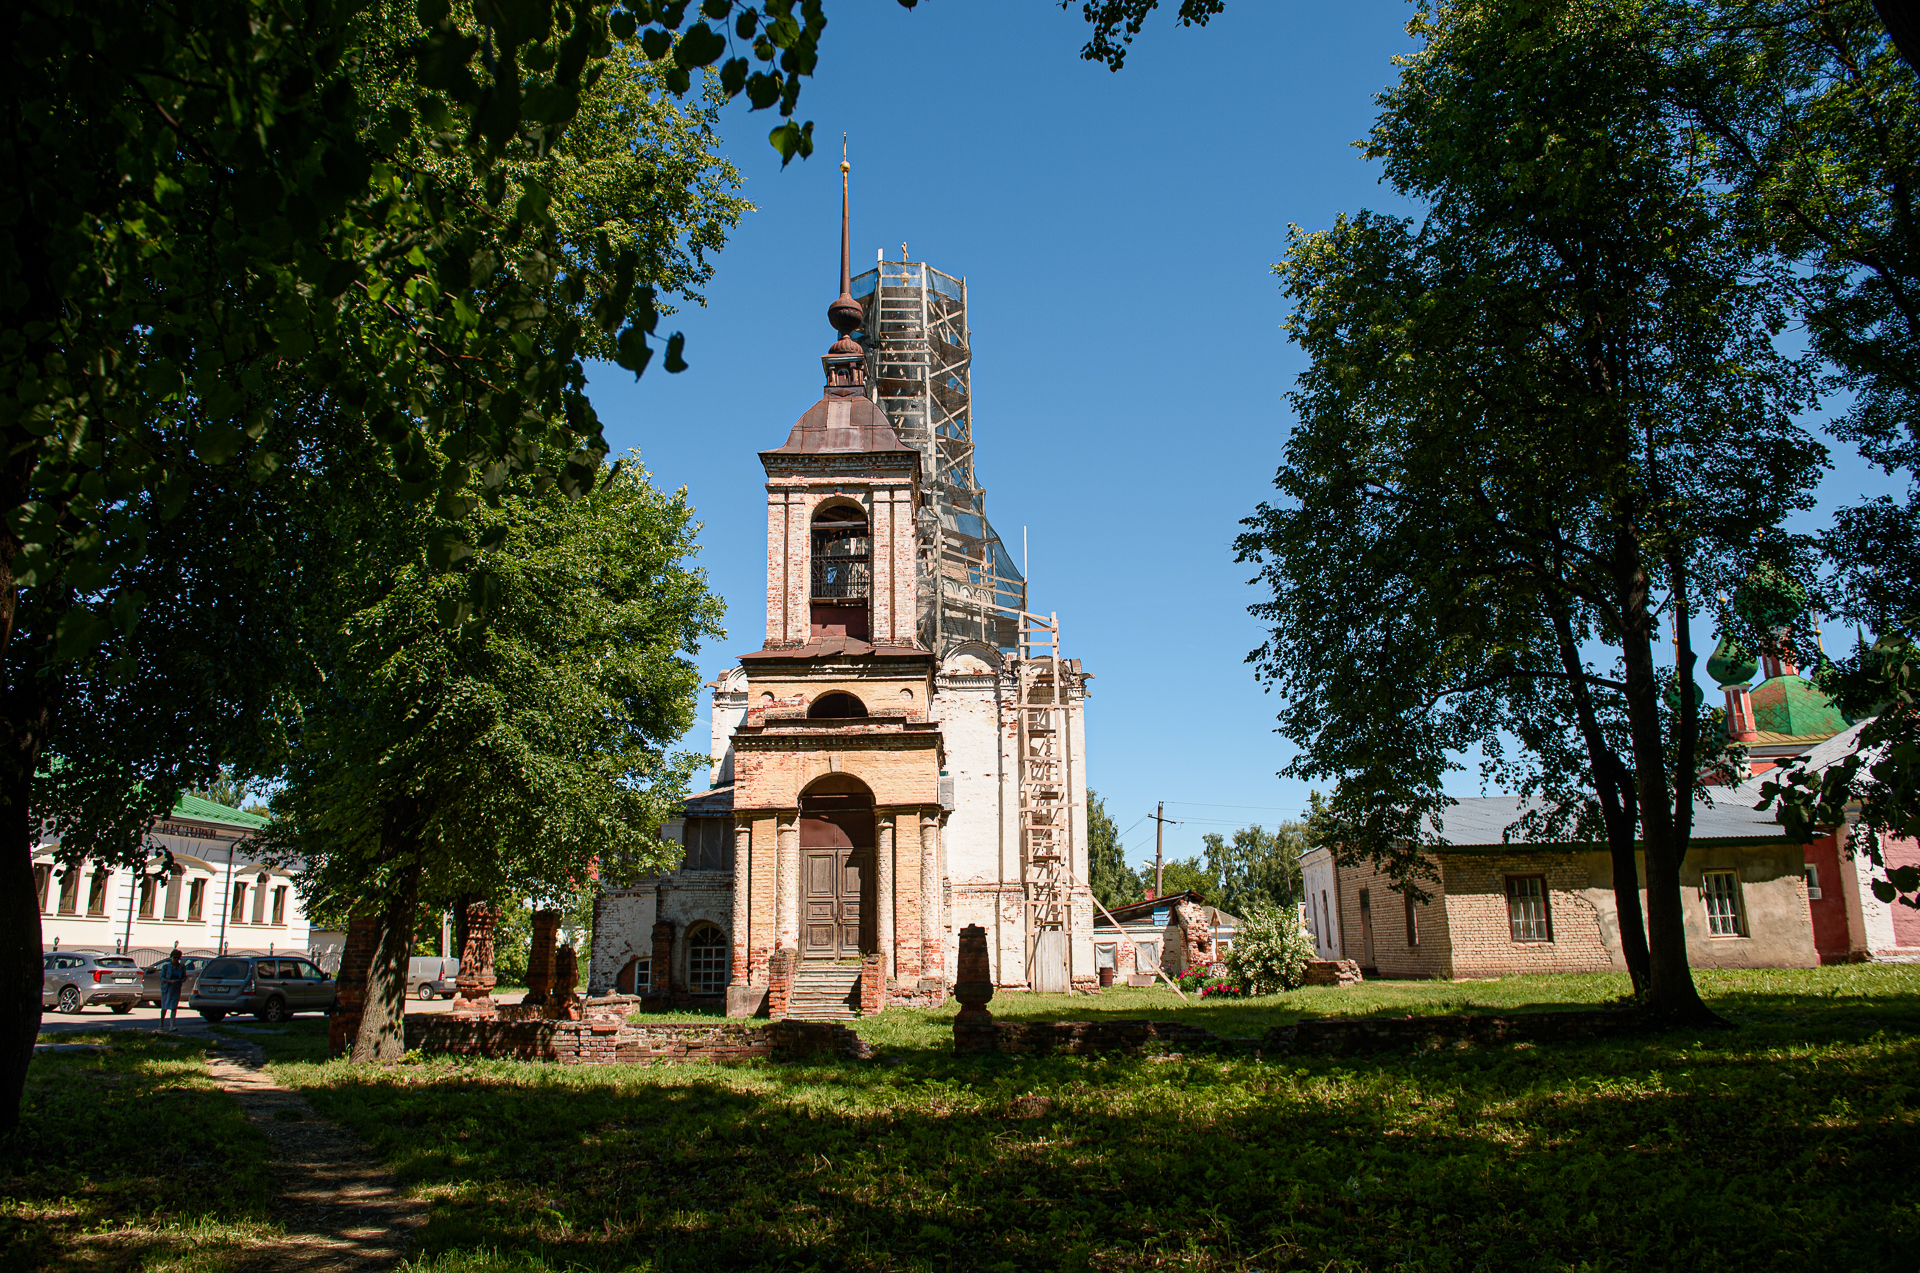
[351,805,422,1064]
[0,742,42,1134]
[1874,0,1920,77]
[1616,546,1714,1025]
[1551,602,1652,993]
[0,647,47,1133]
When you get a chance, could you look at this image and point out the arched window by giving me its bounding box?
[810,504,871,639]
[686,924,728,995]
[807,692,868,719]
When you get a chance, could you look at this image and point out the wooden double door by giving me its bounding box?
[802,846,871,958]
[800,790,875,959]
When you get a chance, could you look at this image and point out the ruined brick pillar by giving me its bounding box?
[551,943,581,1021]
[766,948,795,1020]
[524,909,561,1005]
[952,923,996,1054]
[858,952,887,1016]
[327,914,377,1059]
[450,901,498,1017]
[645,919,675,1006]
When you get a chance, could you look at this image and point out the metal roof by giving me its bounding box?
[1423,791,1787,848]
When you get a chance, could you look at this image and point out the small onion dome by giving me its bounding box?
[1706,634,1758,689]
[1733,561,1807,633]
[827,291,863,335]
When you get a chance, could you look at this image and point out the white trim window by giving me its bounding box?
[1703,871,1745,937]
[1804,864,1822,900]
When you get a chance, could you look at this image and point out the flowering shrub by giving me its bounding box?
[1197,979,1242,998]
[1223,904,1316,993]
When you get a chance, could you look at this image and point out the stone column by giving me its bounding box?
[921,810,942,982]
[775,812,799,952]
[726,819,765,1018]
[450,901,498,1017]
[729,819,752,985]
[876,812,896,981]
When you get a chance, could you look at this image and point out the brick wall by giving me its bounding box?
[1440,853,1617,978]
[406,1012,873,1065]
[766,948,795,1019]
[1336,857,1455,978]
[858,952,886,1015]
[1302,959,1362,987]
[953,1007,1647,1059]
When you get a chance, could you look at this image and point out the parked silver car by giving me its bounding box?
[42,952,144,1014]
[191,955,338,1023]
[409,955,460,1000]
[138,955,210,1006]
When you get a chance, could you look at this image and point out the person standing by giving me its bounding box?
[158,948,186,1030]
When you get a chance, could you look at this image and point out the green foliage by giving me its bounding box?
[1086,789,1143,910]
[1222,902,1315,994]
[188,767,254,811]
[230,965,1919,1273]
[1156,855,1215,900]
[1236,0,1827,1014]
[266,449,719,915]
[1201,822,1306,916]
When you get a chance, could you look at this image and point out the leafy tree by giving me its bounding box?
[1689,1,1920,898]
[1156,856,1216,901]
[0,0,786,1125]
[1086,789,1143,910]
[1235,0,1823,1022]
[263,450,721,1061]
[1200,823,1305,918]
[1222,903,1316,994]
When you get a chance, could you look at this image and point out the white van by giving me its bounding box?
[406,955,460,1000]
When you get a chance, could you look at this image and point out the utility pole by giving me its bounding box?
[1150,803,1180,898]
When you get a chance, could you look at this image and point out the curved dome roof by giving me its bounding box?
[763,389,915,457]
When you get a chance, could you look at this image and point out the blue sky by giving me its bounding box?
[586,0,1896,875]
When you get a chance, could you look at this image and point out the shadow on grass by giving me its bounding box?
[247,967,1920,1273]
[1,1032,279,1273]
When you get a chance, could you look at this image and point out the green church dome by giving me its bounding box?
[1706,635,1758,689]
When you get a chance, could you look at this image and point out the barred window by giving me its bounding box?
[1703,871,1745,937]
[687,924,728,995]
[1505,875,1552,942]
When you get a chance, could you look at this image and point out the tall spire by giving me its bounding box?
[823,136,865,387]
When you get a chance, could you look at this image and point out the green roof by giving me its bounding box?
[170,792,271,830]
[1749,674,1849,741]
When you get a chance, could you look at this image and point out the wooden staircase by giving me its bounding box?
[784,962,861,1021]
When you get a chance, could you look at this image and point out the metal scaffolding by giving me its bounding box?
[1015,611,1072,992]
[853,257,1026,655]
[854,254,1074,992]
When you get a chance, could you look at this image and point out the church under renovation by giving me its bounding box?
[588,166,1095,1016]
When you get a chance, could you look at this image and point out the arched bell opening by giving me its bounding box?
[807,691,867,719]
[798,774,875,959]
[810,502,871,640]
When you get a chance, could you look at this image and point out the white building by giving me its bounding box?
[34,792,310,962]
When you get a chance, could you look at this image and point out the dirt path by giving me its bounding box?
[206,1039,425,1272]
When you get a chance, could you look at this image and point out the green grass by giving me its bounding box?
[221,964,1920,1272]
[1,1032,280,1273]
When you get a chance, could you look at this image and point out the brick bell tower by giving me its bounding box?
[722,153,949,1017]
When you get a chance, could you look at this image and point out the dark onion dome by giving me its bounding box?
[1706,634,1759,689]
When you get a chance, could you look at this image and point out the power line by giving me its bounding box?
[1164,801,1309,814]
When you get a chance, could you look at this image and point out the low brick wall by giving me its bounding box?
[954,1008,1646,1058]
[405,1014,873,1065]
